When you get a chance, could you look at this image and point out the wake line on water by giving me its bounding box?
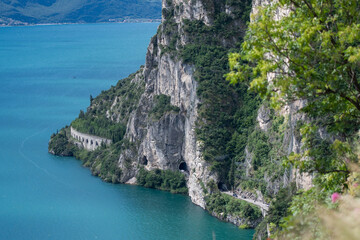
[16,87,105,198]
[17,88,77,188]
[18,124,70,187]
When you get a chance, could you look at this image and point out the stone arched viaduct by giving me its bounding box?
[70,127,112,151]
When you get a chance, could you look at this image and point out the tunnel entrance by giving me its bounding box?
[142,156,148,165]
[179,162,188,172]
[217,182,228,191]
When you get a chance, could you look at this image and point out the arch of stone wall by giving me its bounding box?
[70,127,112,151]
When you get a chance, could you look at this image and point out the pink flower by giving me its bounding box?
[331,192,340,203]
[354,183,359,188]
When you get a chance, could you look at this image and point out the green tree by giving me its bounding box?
[78,110,85,119]
[227,0,360,178]
[227,0,360,133]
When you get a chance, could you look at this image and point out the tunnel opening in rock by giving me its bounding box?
[179,162,188,172]
[142,156,148,165]
[218,182,228,191]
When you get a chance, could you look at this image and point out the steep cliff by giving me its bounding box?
[115,0,258,209]
[50,0,253,203]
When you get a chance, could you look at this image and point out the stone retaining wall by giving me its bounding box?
[70,127,112,151]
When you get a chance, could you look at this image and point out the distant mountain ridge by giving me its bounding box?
[0,0,161,26]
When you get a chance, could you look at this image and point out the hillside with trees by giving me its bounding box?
[0,0,161,26]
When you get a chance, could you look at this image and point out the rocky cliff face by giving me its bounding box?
[116,0,234,208]
[118,58,213,207]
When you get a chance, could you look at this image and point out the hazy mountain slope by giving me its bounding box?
[0,0,161,25]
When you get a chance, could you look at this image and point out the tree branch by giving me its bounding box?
[263,26,304,71]
[349,68,360,95]
[323,87,360,112]
[302,0,319,18]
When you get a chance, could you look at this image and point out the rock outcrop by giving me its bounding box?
[116,0,226,208]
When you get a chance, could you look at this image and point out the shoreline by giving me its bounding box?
[49,126,261,231]
[0,19,161,28]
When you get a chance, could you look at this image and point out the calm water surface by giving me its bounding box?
[0,23,254,240]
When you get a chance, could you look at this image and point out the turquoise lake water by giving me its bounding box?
[0,23,254,240]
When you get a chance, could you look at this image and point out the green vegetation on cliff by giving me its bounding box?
[71,70,145,142]
[170,0,259,190]
[254,184,297,238]
[205,193,262,222]
[74,141,124,183]
[170,0,286,202]
[235,110,288,199]
[49,70,146,182]
[48,127,76,156]
[137,168,188,194]
[150,94,180,120]
[71,116,126,143]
